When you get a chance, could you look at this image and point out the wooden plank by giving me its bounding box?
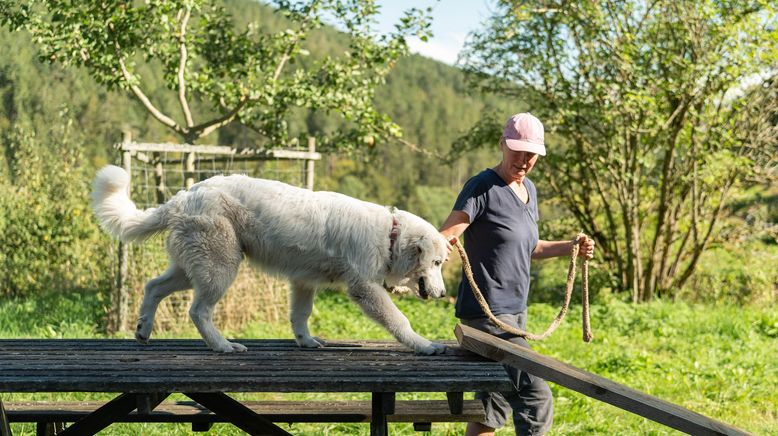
[5,400,485,424]
[185,393,291,436]
[57,393,138,436]
[116,142,321,160]
[455,324,750,436]
[0,397,11,436]
[0,377,508,394]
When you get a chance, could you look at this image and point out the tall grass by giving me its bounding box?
[2,289,776,435]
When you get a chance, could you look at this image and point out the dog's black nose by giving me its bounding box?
[418,277,428,299]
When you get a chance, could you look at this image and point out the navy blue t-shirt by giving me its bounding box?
[453,168,539,319]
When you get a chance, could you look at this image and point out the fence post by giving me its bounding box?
[112,130,133,333]
[153,152,165,204]
[305,136,315,190]
[184,151,196,189]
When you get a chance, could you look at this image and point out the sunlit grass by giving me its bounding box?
[1,290,776,435]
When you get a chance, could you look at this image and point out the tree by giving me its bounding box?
[457,0,778,301]
[0,0,431,148]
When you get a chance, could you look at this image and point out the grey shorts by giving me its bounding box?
[461,312,554,435]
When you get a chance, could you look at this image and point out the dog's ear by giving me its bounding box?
[413,236,425,254]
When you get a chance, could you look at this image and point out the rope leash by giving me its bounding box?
[452,234,593,342]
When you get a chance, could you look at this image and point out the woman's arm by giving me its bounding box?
[533,237,595,260]
[439,210,470,249]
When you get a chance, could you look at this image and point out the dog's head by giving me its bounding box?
[386,211,449,300]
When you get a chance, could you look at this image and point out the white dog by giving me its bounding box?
[91,165,449,355]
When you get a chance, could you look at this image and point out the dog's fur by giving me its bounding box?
[91,165,449,354]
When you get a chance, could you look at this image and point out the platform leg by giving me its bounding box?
[370,392,395,436]
[0,397,12,436]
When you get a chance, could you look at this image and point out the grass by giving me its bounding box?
[1,289,776,435]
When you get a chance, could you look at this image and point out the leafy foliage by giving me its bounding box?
[0,120,113,297]
[0,0,432,148]
[459,0,778,301]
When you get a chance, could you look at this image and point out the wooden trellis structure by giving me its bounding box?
[109,132,321,333]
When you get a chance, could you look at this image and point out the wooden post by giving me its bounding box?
[305,136,315,190]
[184,151,196,189]
[153,152,165,204]
[113,130,133,334]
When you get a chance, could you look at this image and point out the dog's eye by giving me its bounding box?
[433,260,442,267]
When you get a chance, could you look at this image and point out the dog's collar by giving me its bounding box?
[388,215,400,264]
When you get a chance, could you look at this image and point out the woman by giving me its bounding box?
[439,113,595,436]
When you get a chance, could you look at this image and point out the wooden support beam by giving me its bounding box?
[370,392,395,436]
[445,392,463,415]
[184,392,291,436]
[0,397,12,436]
[413,422,432,432]
[35,422,64,436]
[136,393,169,415]
[57,393,138,436]
[191,421,213,432]
[455,324,749,436]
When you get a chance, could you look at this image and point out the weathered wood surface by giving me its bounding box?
[455,324,750,436]
[0,339,512,393]
[5,400,485,424]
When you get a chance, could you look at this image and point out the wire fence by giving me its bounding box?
[109,137,320,334]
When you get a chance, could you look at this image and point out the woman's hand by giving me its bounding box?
[579,235,595,259]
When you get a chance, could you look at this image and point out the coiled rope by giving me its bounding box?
[452,234,593,342]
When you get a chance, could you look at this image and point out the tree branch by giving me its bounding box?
[116,46,184,135]
[192,97,250,139]
[177,6,194,128]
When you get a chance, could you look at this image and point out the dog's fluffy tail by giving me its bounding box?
[91,165,168,242]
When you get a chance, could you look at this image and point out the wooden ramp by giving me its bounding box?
[455,324,750,436]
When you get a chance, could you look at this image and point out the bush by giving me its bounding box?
[0,123,112,297]
[676,241,778,304]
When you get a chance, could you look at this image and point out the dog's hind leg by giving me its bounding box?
[289,280,325,348]
[136,264,191,344]
[189,275,246,353]
[347,280,447,355]
[173,213,246,353]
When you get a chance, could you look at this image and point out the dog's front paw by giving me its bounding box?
[416,342,448,355]
[135,316,152,344]
[213,341,248,353]
[296,335,326,348]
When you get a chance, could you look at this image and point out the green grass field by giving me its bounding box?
[1,289,776,435]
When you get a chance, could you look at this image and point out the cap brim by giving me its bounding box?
[505,139,546,156]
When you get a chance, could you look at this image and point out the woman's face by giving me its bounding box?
[500,140,539,183]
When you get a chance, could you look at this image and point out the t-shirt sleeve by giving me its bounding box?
[453,175,488,223]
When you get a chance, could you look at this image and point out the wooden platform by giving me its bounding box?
[0,338,510,393]
[0,338,512,435]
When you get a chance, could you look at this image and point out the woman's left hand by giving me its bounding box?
[579,236,595,259]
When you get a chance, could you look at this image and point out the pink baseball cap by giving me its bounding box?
[502,113,546,156]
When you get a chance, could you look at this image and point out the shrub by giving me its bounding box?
[0,123,112,297]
